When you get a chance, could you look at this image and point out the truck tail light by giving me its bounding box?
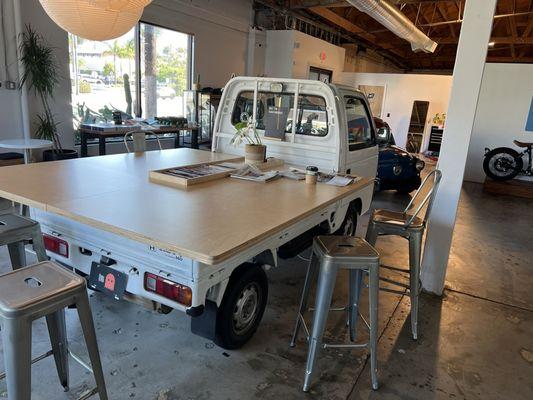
[43,234,69,258]
[144,272,192,307]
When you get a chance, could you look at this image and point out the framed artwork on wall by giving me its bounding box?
[358,85,386,118]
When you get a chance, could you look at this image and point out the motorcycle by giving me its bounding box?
[483,140,533,181]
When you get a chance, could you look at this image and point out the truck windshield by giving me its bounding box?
[231,91,328,137]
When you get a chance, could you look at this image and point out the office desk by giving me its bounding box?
[79,125,200,157]
[0,148,373,265]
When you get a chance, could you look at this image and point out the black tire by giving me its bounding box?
[396,187,417,195]
[215,263,268,349]
[334,203,358,236]
[483,147,523,181]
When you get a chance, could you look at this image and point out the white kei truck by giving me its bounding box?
[30,77,379,349]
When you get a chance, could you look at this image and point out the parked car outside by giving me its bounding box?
[158,86,176,99]
[374,117,425,194]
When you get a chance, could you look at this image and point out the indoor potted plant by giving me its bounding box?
[231,120,266,164]
[19,25,78,161]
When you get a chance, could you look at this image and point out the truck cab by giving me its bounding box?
[212,77,378,180]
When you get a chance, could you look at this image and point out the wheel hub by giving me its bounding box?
[490,155,516,176]
[343,217,354,236]
[232,284,259,335]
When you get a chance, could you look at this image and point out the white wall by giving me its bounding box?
[143,0,252,88]
[265,31,294,79]
[246,28,266,77]
[265,30,346,83]
[343,44,402,74]
[0,0,23,148]
[0,0,73,151]
[22,0,74,151]
[292,30,346,82]
[465,63,533,183]
[340,72,453,148]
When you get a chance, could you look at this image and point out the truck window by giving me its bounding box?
[231,91,328,137]
[344,96,375,151]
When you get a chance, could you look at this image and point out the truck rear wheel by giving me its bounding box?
[215,263,268,349]
[334,203,358,236]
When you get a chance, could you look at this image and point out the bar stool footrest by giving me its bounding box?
[0,350,54,380]
[323,343,368,349]
[0,349,101,399]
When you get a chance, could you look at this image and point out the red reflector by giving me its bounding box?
[144,272,192,307]
[43,234,69,258]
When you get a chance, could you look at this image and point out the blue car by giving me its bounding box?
[374,118,425,194]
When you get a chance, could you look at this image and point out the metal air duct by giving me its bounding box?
[346,0,437,53]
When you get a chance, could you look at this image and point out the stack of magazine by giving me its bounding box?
[230,165,279,183]
[230,165,359,187]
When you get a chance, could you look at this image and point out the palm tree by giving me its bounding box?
[103,40,121,83]
[144,25,157,118]
[119,39,135,77]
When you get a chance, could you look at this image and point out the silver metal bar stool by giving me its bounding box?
[365,169,442,340]
[290,236,380,392]
[0,213,48,269]
[0,261,108,400]
[0,213,71,388]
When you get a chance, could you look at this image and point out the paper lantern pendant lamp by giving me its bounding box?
[84,0,153,12]
[39,0,143,41]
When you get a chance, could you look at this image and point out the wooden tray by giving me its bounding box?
[149,158,243,187]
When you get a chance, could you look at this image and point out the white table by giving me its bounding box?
[0,139,53,164]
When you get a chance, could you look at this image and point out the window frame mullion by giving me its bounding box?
[134,23,142,118]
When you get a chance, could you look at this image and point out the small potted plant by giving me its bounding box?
[231,120,266,164]
[19,25,78,161]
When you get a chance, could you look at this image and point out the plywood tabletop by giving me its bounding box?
[0,149,373,265]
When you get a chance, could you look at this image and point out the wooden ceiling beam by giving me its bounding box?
[518,11,533,56]
[436,2,456,37]
[404,55,533,63]
[290,0,458,9]
[289,0,347,8]
[523,16,533,37]
[385,36,533,50]
[308,6,408,58]
[308,6,375,41]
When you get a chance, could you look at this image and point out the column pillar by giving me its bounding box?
[421,0,497,294]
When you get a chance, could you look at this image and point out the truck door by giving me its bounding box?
[342,95,379,178]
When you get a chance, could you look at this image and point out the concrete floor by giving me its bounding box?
[0,170,531,399]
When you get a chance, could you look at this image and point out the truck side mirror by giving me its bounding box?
[377,126,390,143]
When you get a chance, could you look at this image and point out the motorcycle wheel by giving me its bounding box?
[483,147,523,181]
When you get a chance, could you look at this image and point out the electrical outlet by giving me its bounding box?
[5,81,16,90]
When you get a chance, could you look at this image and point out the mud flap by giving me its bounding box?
[190,300,218,341]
